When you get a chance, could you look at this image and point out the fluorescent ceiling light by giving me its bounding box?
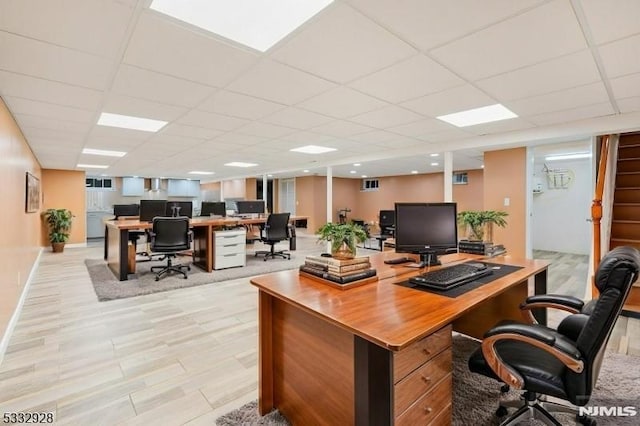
[303,169,310,173]
[268,174,273,177]
[77,164,108,169]
[97,112,167,132]
[430,153,439,157]
[353,163,361,166]
[350,170,356,174]
[189,171,215,175]
[411,170,418,174]
[82,148,127,157]
[361,175,367,178]
[150,0,334,52]
[290,145,337,154]
[437,104,517,127]
[545,152,592,161]
[481,165,485,169]
[225,162,258,168]
[430,162,439,166]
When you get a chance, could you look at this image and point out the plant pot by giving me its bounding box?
[51,242,65,253]
[332,241,355,260]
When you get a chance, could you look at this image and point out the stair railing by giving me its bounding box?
[591,135,611,296]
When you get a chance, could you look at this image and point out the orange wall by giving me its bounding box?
[41,169,87,245]
[452,169,484,212]
[201,181,221,192]
[246,178,257,199]
[295,176,327,231]
[484,148,527,258]
[0,97,42,339]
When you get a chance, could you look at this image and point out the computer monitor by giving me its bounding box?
[394,202,458,266]
[379,210,395,227]
[166,201,193,218]
[139,200,168,222]
[201,201,226,217]
[113,204,139,219]
[236,200,265,215]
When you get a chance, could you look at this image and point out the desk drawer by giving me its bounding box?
[214,232,245,246]
[395,374,451,426]
[394,349,451,415]
[214,252,245,269]
[214,242,245,256]
[394,325,451,382]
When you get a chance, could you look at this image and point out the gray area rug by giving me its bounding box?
[86,235,378,301]
[216,335,640,426]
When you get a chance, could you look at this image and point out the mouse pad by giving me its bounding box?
[394,262,524,298]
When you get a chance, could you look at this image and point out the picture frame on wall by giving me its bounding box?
[25,172,40,213]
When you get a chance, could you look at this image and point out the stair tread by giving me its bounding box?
[618,157,640,161]
[616,171,640,175]
[614,203,640,206]
[619,143,640,149]
[610,238,640,242]
[612,219,640,223]
[615,187,640,190]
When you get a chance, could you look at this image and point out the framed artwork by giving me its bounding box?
[25,172,40,213]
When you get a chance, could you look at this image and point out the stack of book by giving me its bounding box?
[300,255,376,284]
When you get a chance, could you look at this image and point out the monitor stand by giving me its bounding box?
[417,252,441,267]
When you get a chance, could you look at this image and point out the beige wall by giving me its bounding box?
[452,169,484,212]
[0,97,42,339]
[484,148,527,258]
[222,179,246,199]
[41,169,87,245]
[245,178,257,199]
[295,176,327,231]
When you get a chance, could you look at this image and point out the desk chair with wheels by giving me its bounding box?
[255,213,291,261]
[148,217,192,281]
[468,245,640,426]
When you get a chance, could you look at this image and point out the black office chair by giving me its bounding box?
[255,213,291,261]
[148,217,192,281]
[468,246,640,426]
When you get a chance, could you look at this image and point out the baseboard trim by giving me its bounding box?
[0,247,43,366]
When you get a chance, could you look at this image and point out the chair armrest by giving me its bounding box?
[520,294,584,324]
[188,230,193,244]
[482,323,584,389]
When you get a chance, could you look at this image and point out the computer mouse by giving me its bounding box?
[320,253,333,257]
[467,262,487,270]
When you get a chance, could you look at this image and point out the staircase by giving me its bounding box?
[610,133,640,314]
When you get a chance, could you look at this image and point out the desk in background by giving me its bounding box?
[251,253,548,425]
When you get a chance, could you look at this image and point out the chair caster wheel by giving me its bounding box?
[577,415,596,425]
[500,384,510,393]
[264,258,267,261]
[155,277,159,281]
[495,406,508,417]
[183,276,188,280]
[187,266,191,271]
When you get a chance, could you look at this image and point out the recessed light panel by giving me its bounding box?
[97,112,167,132]
[189,171,215,175]
[290,145,337,154]
[82,148,127,157]
[430,162,439,166]
[225,162,258,168]
[436,104,517,127]
[545,152,591,161]
[77,164,109,169]
[150,0,334,52]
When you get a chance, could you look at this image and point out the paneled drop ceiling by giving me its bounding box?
[0,0,639,180]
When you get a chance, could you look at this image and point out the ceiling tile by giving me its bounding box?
[618,97,640,114]
[505,83,609,117]
[580,0,640,45]
[422,129,473,143]
[0,0,135,58]
[0,71,102,110]
[401,84,496,117]
[369,135,424,148]
[212,133,269,146]
[13,114,92,134]
[146,134,202,149]
[4,96,95,123]
[298,86,387,118]
[111,65,215,108]
[388,119,454,139]
[161,123,224,140]
[177,110,248,131]
[610,73,640,99]
[279,131,335,145]
[198,90,285,120]
[476,50,601,101]
[261,107,332,129]
[236,122,297,139]
[349,54,464,103]
[430,0,586,80]
[463,118,535,135]
[346,0,545,51]
[272,3,416,84]
[598,34,640,78]
[311,120,373,138]
[527,102,615,126]
[103,94,188,122]
[347,130,398,144]
[88,124,155,141]
[227,59,336,105]
[349,105,423,128]
[0,31,112,89]
[124,11,259,87]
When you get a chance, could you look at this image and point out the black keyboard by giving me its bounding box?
[409,262,493,290]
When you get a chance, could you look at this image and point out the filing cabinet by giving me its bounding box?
[213,229,246,270]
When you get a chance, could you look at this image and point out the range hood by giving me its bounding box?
[150,178,161,191]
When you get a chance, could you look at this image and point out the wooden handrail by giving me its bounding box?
[591,134,611,297]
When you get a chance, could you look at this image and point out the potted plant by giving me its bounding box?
[317,222,368,259]
[457,210,508,242]
[43,208,74,253]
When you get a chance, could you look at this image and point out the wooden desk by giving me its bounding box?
[251,253,549,425]
[104,215,308,281]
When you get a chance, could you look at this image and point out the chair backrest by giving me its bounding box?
[265,213,290,241]
[565,245,640,404]
[151,217,190,251]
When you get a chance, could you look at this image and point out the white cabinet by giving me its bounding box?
[122,177,145,196]
[213,229,246,270]
[87,212,111,238]
[168,179,200,197]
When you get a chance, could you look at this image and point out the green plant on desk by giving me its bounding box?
[457,210,508,242]
[316,222,367,259]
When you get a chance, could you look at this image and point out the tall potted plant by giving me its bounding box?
[457,210,508,242]
[317,222,368,259]
[43,208,74,253]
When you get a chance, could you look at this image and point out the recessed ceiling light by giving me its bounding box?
[361,175,367,178]
[430,153,439,157]
[97,112,167,132]
[188,171,215,175]
[82,148,127,157]
[77,164,108,169]
[303,169,310,173]
[353,163,361,166]
[436,104,517,127]
[481,164,485,169]
[267,174,273,177]
[150,0,334,52]
[545,152,592,161]
[411,170,418,174]
[350,170,356,174]
[224,162,258,168]
[431,162,439,166]
[290,145,337,154]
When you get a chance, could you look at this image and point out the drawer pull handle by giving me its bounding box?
[423,407,432,414]
[421,375,431,384]
[422,348,431,356]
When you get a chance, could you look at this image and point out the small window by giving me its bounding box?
[86,177,115,191]
[453,172,468,185]
[361,178,379,191]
